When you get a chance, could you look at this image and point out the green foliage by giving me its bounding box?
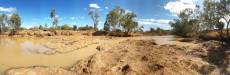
[19,27,27,30]
[169,0,230,43]
[78,25,94,30]
[202,0,220,30]
[50,9,56,18]
[104,20,110,31]
[56,26,62,30]
[0,14,8,33]
[50,9,58,29]
[106,7,125,31]
[215,22,225,30]
[73,25,77,30]
[170,9,200,37]
[120,12,138,33]
[39,25,44,30]
[104,7,139,35]
[10,13,21,32]
[61,24,72,30]
[149,27,169,35]
[217,0,230,37]
[45,24,48,28]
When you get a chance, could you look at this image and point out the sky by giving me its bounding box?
[0,0,203,31]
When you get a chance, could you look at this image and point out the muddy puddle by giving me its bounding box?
[0,37,98,74]
[134,35,176,45]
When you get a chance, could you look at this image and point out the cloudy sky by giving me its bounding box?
[0,0,203,30]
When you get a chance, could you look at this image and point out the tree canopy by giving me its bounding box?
[104,7,139,35]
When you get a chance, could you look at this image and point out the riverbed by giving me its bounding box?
[0,35,197,74]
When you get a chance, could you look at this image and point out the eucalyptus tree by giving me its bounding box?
[10,13,21,33]
[201,0,220,31]
[89,8,99,30]
[106,7,125,31]
[120,12,138,34]
[170,8,201,37]
[104,19,110,31]
[50,9,58,29]
[104,7,139,36]
[0,14,8,33]
[217,0,230,36]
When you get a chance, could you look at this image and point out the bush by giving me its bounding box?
[73,25,77,30]
[78,25,94,30]
[92,31,108,36]
[147,27,169,36]
[61,24,72,30]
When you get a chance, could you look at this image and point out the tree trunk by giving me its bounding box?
[227,21,229,37]
[0,24,2,34]
[219,29,224,45]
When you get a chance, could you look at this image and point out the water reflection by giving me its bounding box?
[20,41,52,54]
[0,38,52,54]
[0,37,98,74]
[0,39,16,47]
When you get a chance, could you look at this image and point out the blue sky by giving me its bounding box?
[0,0,202,31]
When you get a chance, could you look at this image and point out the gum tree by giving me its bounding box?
[105,7,125,31]
[10,13,21,34]
[120,12,138,35]
[50,9,58,29]
[89,8,99,30]
[0,14,8,33]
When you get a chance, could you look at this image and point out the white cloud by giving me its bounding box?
[105,6,109,9]
[0,7,17,13]
[89,3,100,9]
[125,9,132,14]
[6,14,13,17]
[179,0,199,4]
[164,0,198,16]
[138,19,171,25]
[70,17,77,20]
[138,19,172,29]
[55,15,59,18]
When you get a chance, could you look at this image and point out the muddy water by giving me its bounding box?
[0,37,98,74]
[134,35,176,45]
[135,35,198,48]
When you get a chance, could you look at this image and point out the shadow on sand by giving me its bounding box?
[202,44,230,75]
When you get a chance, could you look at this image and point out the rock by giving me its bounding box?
[96,46,104,51]
[47,32,54,36]
[121,64,130,73]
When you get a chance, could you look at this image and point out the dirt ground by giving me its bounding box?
[3,34,230,75]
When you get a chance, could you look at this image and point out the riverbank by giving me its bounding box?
[1,34,226,75]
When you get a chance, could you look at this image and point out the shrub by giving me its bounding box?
[61,24,72,30]
[78,25,94,30]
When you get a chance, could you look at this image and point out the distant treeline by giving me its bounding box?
[30,24,93,31]
[145,27,169,36]
[0,7,144,36]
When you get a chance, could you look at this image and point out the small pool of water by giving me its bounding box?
[135,35,176,45]
[0,37,97,74]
